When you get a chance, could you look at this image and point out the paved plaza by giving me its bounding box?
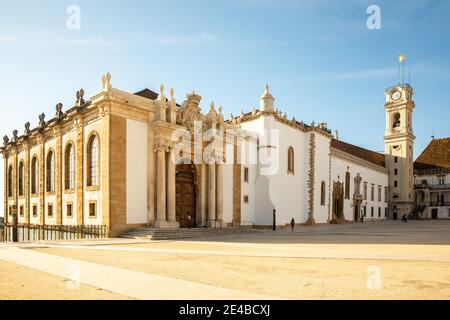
[1,220,450,300]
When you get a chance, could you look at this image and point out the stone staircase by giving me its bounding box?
[120,227,264,241]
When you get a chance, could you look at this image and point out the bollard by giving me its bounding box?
[273,209,276,231]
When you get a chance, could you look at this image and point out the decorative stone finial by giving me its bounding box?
[230,113,234,121]
[170,87,175,100]
[12,130,18,142]
[292,116,296,122]
[3,135,9,147]
[55,103,63,118]
[101,72,112,92]
[24,122,31,135]
[160,84,165,96]
[260,84,275,112]
[218,105,223,115]
[311,120,315,127]
[76,89,85,106]
[38,113,46,128]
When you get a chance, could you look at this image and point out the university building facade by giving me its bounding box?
[1,73,431,237]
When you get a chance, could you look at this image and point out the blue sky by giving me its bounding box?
[1,0,450,215]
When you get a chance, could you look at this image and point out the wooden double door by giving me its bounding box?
[176,164,196,228]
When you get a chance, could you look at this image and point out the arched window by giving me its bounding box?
[87,135,99,186]
[287,147,295,175]
[393,113,401,128]
[18,161,24,196]
[321,181,326,206]
[345,172,350,199]
[7,165,13,198]
[46,150,55,192]
[31,156,38,195]
[65,143,75,190]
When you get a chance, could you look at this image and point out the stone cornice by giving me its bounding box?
[230,108,333,139]
[331,147,388,174]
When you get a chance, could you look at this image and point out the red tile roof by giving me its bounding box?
[414,138,450,170]
[135,88,159,100]
[331,139,385,168]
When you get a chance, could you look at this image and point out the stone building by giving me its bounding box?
[413,138,450,219]
[0,74,430,237]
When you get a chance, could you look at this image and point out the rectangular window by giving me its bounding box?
[243,167,249,183]
[371,185,374,201]
[89,201,97,218]
[19,205,24,217]
[385,208,388,218]
[48,204,53,218]
[394,156,398,163]
[394,181,398,188]
[371,207,374,217]
[394,169,398,176]
[32,205,38,217]
[378,207,381,217]
[67,203,73,218]
[364,206,367,217]
[378,186,382,202]
[243,195,249,204]
[8,206,13,216]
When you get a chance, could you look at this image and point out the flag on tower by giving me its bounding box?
[399,53,405,63]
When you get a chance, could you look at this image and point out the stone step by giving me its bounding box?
[120,228,263,241]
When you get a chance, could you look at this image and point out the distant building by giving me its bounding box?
[414,138,450,219]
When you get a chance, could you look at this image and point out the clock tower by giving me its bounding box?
[384,84,415,220]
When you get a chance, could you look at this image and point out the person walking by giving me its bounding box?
[290,218,295,231]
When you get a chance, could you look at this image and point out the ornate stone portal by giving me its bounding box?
[148,88,232,229]
[332,181,344,223]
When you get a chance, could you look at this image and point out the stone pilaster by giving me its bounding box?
[109,115,127,236]
[24,143,30,225]
[147,129,155,226]
[38,135,45,226]
[75,117,84,226]
[3,152,8,223]
[54,128,63,225]
[306,133,316,225]
[101,109,111,231]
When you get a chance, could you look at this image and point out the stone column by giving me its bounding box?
[216,163,224,228]
[207,162,216,227]
[167,148,178,225]
[154,147,167,228]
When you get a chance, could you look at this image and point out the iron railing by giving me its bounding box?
[2,224,108,242]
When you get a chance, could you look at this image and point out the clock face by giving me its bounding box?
[391,91,402,101]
